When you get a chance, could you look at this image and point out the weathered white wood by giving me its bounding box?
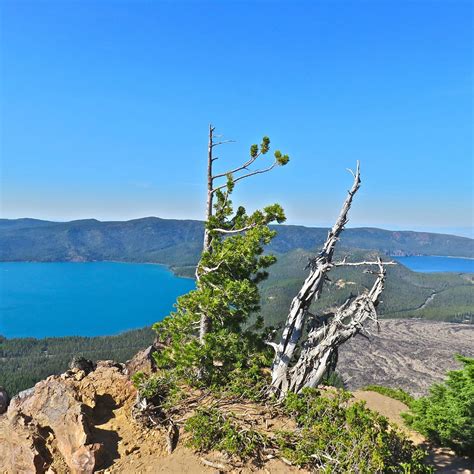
[287,260,386,393]
[270,163,361,393]
[269,163,390,397]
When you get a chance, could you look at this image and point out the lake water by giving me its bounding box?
[394,256,474,273]
[0,262,195,339]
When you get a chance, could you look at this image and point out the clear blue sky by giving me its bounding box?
[1,0,472,236]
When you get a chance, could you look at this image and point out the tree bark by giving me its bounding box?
[202,124,215,254]
[198,124,215,343]
[286,260,386,393]
[270,163,361,394]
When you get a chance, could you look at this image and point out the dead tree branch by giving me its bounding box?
[269,164,389,397]
[270,162,361,394]
[286,259,386,393]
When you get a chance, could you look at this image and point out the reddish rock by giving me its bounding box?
[125,345,158,376]
[0,361,136,474]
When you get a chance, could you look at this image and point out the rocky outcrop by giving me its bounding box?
[125,344,158,376]
[0,361,136,474]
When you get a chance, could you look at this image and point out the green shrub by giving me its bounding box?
[131,371,183,411]
[185,408,268,459]
[363,385,415,407]
[185,390,432,472]
[403,355,474,456]
[277,388,432,473]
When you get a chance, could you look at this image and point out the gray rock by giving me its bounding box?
[69,356,96,374]
[0,387,9,414]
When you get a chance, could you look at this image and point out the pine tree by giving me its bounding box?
[152,128,289,385]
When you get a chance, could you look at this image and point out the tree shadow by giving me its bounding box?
[420,442,474,473]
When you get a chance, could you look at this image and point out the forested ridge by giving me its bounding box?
[258,248,474,327]
[1,217,472,265]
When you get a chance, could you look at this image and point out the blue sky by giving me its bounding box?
[1,0,472,236]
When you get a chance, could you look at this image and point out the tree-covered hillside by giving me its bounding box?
[0,328,154,396]
[258,248,474,327]
[1,217,472,264]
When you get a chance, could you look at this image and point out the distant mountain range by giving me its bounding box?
[1,217,473,267]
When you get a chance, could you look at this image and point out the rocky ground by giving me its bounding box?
[1,321,473,473]
[0,353,304,474]
[339,319,474,397]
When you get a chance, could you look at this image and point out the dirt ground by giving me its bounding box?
[93,389,473,474]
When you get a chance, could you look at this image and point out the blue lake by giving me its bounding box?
[394,256,474,273]
[0,262,195,339]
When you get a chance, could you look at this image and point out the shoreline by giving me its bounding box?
[392,255,474,261]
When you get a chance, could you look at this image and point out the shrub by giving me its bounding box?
[277,388,432,473]
[185,408,268,459]
[131,370,183,411]
[185,390,432,472]
[403,355,474,456]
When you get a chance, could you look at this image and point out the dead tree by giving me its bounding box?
[198,124,288,343]
[269,163,394,396]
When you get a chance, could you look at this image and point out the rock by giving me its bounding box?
[69,356,96,374]
[6,376,96,473]
[0,360,136,474]
[0,386,9,414]
[0,413,51,472]
[125,345,158,375]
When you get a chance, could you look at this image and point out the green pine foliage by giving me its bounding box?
[403,356,474,456]
[276,388,431,472]
[152,138,287,389]
[184,390,432,472]
[185,408,268,459]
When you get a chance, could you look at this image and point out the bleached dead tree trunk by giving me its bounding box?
[198,124,218,341]
[269,163,393,396]
[197,125,288,343]
[286,260,386,393]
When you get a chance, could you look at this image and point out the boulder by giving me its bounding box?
[69,356,96,374]
[125,345,158,376]
[0,361,136,474]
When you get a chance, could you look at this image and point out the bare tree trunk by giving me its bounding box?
[198,124,215,343]
[286,260,386,393]
[202,124,215,254]
[268,163,393,397]
[270,163,361,393]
